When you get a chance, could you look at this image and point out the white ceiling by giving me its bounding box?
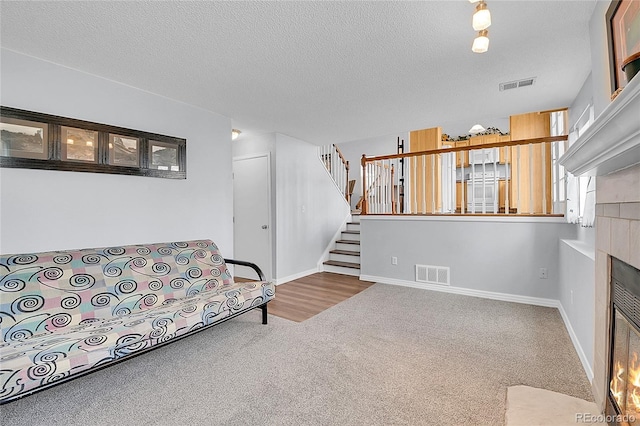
[0,1,597,145]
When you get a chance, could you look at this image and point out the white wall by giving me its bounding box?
[589,1,614,118]
[232,132,350,282]
[569,73,594,129]
[559,240,595,380]
[550,1,619,384]
[360,217,577,301]
[0,49,233,255]
[275,133,350,281]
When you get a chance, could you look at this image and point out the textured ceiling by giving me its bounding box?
[0,1,597,145]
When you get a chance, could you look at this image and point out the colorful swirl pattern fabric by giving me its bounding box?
[0,240,274,403]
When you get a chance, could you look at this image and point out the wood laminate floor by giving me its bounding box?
[264,272,374,322]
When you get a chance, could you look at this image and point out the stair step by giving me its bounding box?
[323,260,360,269]
[329,253,360,263]
[336,242,360,251]
[330,249,360,256]
[340,232,360,242]
[323,265,360,277]
[336,239,360,245]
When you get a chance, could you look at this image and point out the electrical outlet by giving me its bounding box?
[539,268,548,279]
[391,256,398,265]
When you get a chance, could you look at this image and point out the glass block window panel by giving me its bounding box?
[149,141,179,171]
[109,134,139,167]
[61,127,98,163]
[0,117,48,160]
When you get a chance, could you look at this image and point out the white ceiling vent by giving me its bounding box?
[499,77,536,91]
[416,265,450,286]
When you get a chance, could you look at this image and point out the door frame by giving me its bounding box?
[232,152,273,281]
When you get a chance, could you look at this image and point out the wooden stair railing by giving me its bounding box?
[361,135,569,216]
[360,159,395,214]
[318,144,350,202]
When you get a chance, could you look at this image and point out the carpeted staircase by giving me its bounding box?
[323,213,360,276]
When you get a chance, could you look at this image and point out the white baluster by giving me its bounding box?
[431,154,436,213]
[413,156,417,214]
[493,150,498,214]
[516,145,521,214]
[482,149,486,214]
[505,146,510,215]
[529,143,534,214]
[542,142,547,214]
[471,158,476,214]
[422,155,426,214]
[461,155,465,214]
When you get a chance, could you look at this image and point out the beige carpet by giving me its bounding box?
[506,386,604,425]
[1,284,594,425]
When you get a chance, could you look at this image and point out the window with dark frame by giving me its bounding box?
[0,107,186,179]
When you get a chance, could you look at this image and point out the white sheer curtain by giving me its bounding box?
[566,172,580,224]
[582,176,596,227]
[565,130,580,224]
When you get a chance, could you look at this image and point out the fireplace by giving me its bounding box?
[607,258,640,425]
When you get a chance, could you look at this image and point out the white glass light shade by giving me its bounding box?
[472,30,489,53]
[472,3,491,31]
[469,124,485,134]
[231,129,241,140]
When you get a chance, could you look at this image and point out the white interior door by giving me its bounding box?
[233,154,272,281]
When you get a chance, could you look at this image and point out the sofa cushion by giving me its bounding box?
[0,279,273,400]
[0,240,233,342]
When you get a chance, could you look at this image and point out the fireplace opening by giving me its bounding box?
[608,258,640,426]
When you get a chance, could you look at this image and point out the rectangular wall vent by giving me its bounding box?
[415,264,450,285]
[499,77,536,91]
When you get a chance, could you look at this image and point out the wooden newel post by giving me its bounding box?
[361,155,367,215]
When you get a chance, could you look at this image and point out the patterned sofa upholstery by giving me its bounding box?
[0,239,274,404]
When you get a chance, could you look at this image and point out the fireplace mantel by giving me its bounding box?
[560,75,640,177]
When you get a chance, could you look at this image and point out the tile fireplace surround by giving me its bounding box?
[560,75,640,411]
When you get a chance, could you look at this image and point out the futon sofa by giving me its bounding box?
[0,239,274,404]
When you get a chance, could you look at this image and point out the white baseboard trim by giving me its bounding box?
[275,268,318,286]
[360,274,594,383]
[558,302,594,382]
[360,275,559,307]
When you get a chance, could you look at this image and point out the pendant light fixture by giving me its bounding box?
[472,1,491,31]
[469,124,486,134]
[472,30,490,54]
[470,1,491,53]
